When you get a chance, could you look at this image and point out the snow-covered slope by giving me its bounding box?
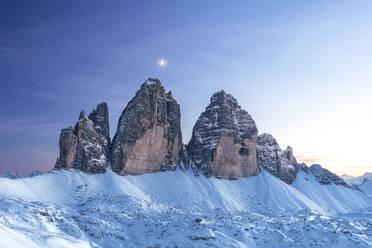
[0,168,321,212]
[0,169,371,247]
[292,170,370,213]
[360,179,372,195]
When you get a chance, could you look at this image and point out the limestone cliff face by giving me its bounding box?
[111,78,183,175]
[256,133,297,184]
[55,110,107,173]
[187,91,259,179]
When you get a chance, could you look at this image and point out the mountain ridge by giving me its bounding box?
[53,78,351,187]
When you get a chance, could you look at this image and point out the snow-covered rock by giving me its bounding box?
[28,170,42,177]
[188,90,259,179]
[307,164,349,187]
[111,78,184,175]
[88,102,111,162]
[55,110,107,173]
[256,133,297,184]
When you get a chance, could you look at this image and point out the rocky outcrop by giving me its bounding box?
[179,145,199,175]
[187,90,259,179]
[88,102,111,160]
[28,170,42,177]
[111,78,183,175]
[307,164,349,187]
[256,133,297,184]
[55,108,108,174]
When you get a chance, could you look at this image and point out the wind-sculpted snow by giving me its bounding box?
[0,169,371,247]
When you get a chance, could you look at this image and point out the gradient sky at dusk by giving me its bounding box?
[1,1,372,176]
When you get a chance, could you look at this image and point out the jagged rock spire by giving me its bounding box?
[88,102,111,162]
[55,103,110,174]
[79,111,87,120]
[256,133,298,184]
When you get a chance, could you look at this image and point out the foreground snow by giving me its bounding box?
[0,168,371,247]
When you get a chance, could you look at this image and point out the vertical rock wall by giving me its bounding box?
[187,91,259,179]
[111,78,183,175]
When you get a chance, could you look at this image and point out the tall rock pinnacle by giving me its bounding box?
[111,78,183,175]
[55,104,110,173]
[187,90,259,179]
[88,102,111,161]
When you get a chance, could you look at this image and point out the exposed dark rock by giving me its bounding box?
[111,78,183,175]
[179,145,199,176]
[308,164,349,187]
[88,102,111,161]
[55,110,107,173]
[350,184,364,193]
[187,90,259,179]
[299,163,309,173]
[28,170,42,177]
[256,133,297,184]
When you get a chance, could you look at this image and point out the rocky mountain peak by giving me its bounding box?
[111,78,183,175]
[141,78,163,91]
[55,104,110,174]
[79,111,87,120]
[307,164,348,187]
[283,146,297,167]
[210,90,238,108]
[88,102,111,160]
[187,91,259,179]
[256,133,298,184]
[257,133,278,146]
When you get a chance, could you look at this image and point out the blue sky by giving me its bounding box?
[1,1,372,176]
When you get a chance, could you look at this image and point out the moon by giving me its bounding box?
[157,58,167,67]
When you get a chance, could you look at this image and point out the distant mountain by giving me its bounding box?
[341,172,372,185]
[0,172,22,179]
[360,179,372,195]
[341,173,372,195]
